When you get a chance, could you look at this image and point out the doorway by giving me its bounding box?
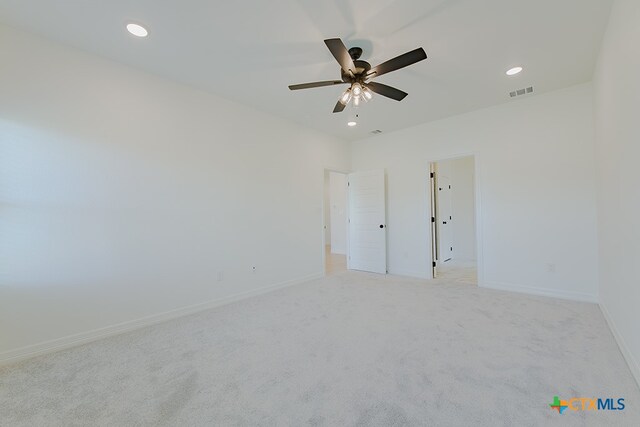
[324,170,347,275]
[430,156,477,284]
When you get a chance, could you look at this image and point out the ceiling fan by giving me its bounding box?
[288,38,427,113]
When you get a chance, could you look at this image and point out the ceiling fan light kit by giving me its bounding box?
[352,82,363,97]
[288,38,428,113]
[339,89,352,105]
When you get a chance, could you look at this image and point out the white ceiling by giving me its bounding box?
[0,0,612,141]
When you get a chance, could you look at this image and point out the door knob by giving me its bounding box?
[379,224,385,228]
[442,221,447,224]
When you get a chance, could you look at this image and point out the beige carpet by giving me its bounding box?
[1,272,639,426]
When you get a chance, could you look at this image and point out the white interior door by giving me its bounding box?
[437,175,453,263]
[429,167,438,278]
[347,170,387,274]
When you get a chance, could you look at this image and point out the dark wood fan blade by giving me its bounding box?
[367,47,427,78]
[324,38,356,76]
[367,82,408,101]
[289,80,346,90]
[333,101,346,113]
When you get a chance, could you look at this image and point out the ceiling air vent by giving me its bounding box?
[509,86,534,98]
[371,130,383,135]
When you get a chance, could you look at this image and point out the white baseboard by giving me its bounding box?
[481,281,598,303]
[599,302,640,389]
[0,273,323,366]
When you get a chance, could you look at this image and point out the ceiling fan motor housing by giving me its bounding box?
[341,48,371,82]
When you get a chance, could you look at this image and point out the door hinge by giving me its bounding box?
[450,246,453,251]
[449,185,451,189]
[430,172,434,178]
[348,182,350,186]
[433,261,436,268]
[431,217,435,223]
[450,216,452,220]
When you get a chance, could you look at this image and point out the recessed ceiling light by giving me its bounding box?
[126,23,148,38]
[506,66,523,76]
[347,121,357,127]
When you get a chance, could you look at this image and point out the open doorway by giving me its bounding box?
[324,170,347,275]
[430,156,477,284]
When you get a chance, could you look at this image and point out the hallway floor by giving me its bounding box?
[437,259,477,285]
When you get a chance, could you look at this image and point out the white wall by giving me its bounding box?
[329,172,347,254]
[593,0,640,385]
[0,26,350,360]
[446,156,476,261]
[352,83,599,302]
